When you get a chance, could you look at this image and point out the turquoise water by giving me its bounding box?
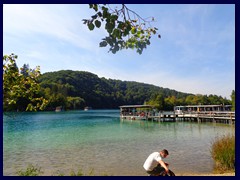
[3,110,235,176]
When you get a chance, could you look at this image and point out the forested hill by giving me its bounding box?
[39,70,194,110]
[40,70,189,108]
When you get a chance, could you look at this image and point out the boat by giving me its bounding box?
[55,106,63,112]
[84,106,92,111]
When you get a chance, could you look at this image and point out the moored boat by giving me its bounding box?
[55,106,63,112]
[84,106,92,111]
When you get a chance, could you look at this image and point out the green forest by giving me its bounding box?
[3,54,234,112]
[38,70,232,111]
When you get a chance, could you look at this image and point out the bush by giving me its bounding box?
[17,165,110,176]
[17,164,43,176]
[211,134,235,173]
[69,169,84,176]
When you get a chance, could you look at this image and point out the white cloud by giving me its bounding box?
[3,4,105,52]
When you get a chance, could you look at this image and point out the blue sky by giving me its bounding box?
[3,4,235,99]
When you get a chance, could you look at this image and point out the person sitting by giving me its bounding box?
[143,149,169,176]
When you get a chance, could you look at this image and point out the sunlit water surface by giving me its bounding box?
[3,110,234,176]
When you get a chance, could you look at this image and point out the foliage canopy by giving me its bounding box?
[83,4,161,54]
[3,53,48,111]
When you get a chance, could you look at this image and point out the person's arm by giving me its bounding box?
[158,160,169,173]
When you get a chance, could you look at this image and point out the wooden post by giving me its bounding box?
[197,113,201,123]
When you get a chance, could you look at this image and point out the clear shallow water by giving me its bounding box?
[3,110,235,176]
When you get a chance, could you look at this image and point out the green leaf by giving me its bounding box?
[99,41,108,47]
[102,6,108,12]
[9,99,16,105]
[88,22,95,31]
[111,15,118,21]
[117,22,124,29]
[131,27,137,34]
[91,15,98,19]
[105,22,114,34]
[113,29,121,39]
[97,12,102,17]
[103,9,109,19]
[82,19,88,24]
[118,40,124,48]
[26,104,33,111]
[114,45,119,51]
[125,23,132,34]
[93,4,98,12]
[94,20,101,28]
[105,36,114,46]
[136,31,141,38]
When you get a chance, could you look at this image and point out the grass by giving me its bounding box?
[211,134,235,173]
[17,164,43,176]
[17,165,111,176]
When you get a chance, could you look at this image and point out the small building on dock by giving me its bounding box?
[119,105,155,120]
[174,104,232,114]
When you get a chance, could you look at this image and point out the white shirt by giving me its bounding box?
[143,152,163,171]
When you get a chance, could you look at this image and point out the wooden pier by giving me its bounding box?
[119,105,235,125]
[175,111,235,124]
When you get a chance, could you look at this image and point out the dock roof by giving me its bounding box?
[174,104,231,108]
[119,105,154,108]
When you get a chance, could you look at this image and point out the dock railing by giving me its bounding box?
[121,110,235,124]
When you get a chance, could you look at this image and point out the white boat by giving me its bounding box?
[84,106,92,111]
[55,106,63,112]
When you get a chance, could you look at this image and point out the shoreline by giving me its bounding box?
[175,172,235,176]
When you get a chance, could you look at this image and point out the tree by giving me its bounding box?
[147,92,165,110]
[66,96,85,110]
[3,53,48,111]
[83,4,161,54]
[20,63,30,77]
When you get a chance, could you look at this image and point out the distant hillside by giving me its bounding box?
[39,70,193,110]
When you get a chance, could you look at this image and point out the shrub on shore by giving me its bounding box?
[17,164,43,176]
[211,134,235,173]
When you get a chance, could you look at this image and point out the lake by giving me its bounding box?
[3,110,235,176]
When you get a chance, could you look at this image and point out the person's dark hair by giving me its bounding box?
[161,149,169,155]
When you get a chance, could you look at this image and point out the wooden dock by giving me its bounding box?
[175,111,235,124]
[119,105,235,125]
[121,111,235,124]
